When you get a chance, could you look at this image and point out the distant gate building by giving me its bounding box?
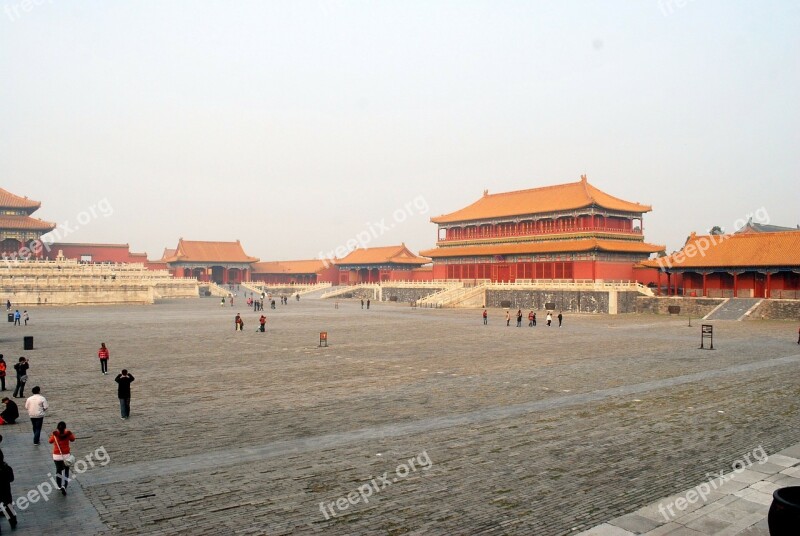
[162,239,258,284]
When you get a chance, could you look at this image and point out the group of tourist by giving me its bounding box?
[0,342,136,530]
[234,313,269,332]
[491,309,564,327]
[5,302,29,326]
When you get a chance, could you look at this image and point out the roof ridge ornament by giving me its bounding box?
[483,189,489,197]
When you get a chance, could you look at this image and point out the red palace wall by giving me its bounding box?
[337,268,432,284]
[44,243,161,268]
[432,260,655,283]
[251,263,338,285]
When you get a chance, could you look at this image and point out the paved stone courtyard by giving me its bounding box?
[0,298,798,535]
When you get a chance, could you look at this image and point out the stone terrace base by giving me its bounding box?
[636,297,800,321]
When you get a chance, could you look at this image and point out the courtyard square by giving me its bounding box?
[0,298,797,535]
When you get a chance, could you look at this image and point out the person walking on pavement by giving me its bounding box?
[532,312,537,326]
[0,355,6,391]
[22,311,28,326]
[361,299,364,309]
[115,369,135,419]
[48,421,75,495]
[528,311,534,327]
[4,300,9,312]
[482,309,488,325]
[0,451,17,528]
[516,309,523,327]
[12,310,20,326]
[25,386,47,445]
[505,310,511,326]
[367,299,370,309]
[259,315,266,332]
[546,312,553,326]
[558,311,563,327]
[98,343,110,375]
[13,357,28,398]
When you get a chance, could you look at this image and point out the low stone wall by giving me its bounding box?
[154,281,199,299]
[634,297,724,316]
[749,299,800,321]
[485,290,612,313]
[2,285,154,306]
[259,286,304,295]
[381,287,445,303]
[617,291,644,313]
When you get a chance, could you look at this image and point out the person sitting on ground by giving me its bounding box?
[0,398,18,425]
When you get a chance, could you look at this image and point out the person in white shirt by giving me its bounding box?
[25,386,48,445]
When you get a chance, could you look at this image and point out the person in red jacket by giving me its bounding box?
[98,343,110,375]
[48,421,76,495]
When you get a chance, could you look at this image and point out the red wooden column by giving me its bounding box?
[765,272,771,298]
[733,272,738,298]
[657,270,662,296]
[702,272,707,297]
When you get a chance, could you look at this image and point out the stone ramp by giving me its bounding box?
[704,298,762,321]
[0,428,108,534]
[300,285,336,299]
[576,442,800,536]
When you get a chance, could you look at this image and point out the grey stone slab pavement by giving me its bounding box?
[0,298,798,535]
[0,429,106,534]
[579,443,800,536]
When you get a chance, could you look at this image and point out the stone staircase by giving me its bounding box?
[296,283,334,299]
[703,298,763,321]
[417,283,477,307]
[202,281,230,298]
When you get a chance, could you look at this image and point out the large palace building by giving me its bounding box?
[0,188,56,257]
[420,176,663,282]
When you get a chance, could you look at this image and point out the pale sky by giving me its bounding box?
[2,1,798,261]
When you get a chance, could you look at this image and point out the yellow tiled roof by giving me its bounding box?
[0,215,56,231]
[252,260,330,274]
[0,188,41,211]
[431,176,651,224]
[163,239,259,263]
[337,244,429,266]
[641,231,800,269]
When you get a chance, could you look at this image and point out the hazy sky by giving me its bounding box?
[2,1,798,261]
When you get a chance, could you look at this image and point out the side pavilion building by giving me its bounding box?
[162,239,258,284]
[644,231,800,298]
[335,244,429,284]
